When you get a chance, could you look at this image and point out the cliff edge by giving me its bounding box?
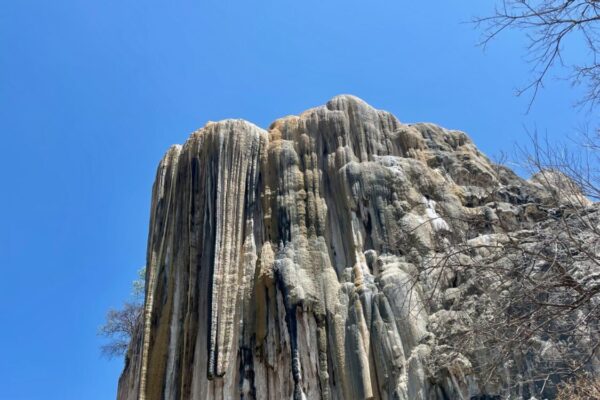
[117,96,598,399]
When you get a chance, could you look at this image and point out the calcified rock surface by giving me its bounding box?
[117,96,593,400]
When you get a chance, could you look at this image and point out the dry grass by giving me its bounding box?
[557,375,600,400]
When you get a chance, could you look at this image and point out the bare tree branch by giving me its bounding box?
[475,0,600,109]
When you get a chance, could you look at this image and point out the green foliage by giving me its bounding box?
[132,266,146,302]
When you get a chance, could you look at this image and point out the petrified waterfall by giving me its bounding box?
[117,95,590,399]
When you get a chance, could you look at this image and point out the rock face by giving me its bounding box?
[117,95,597,400]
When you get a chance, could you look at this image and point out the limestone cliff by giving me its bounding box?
[117,95,598,399]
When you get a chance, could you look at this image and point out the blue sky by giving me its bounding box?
[1,1,592,399]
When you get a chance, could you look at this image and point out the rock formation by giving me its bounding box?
[117,95,599,399]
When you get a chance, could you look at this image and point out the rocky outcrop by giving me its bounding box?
[117,95,598,399]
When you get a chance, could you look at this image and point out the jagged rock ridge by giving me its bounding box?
[117,95,596,399]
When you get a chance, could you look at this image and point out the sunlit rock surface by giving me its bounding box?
[116,95,593,399]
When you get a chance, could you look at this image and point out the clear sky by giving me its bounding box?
[1,1,592,399]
